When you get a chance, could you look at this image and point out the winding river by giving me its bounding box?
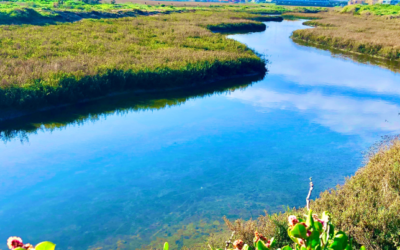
[1,20,400,249]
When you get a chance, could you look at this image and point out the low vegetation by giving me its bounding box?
[291,9,400,61]
[0,0,325,25]
[340,4,400,16]
[211,137,400,250]
[0,10,270,109]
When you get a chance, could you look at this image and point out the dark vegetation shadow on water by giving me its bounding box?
[0,74,264,143]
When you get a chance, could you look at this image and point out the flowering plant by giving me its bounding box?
[7,237,55,250]
[279,209,361,250]
[203,210,363,250]
[202,180,366,250]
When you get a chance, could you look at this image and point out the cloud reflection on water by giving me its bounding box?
[228,88,400,135]
[231,21,400,96]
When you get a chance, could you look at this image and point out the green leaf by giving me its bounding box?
[256,240,269,250]
[345,238,353,250]
[291,223,307,239]
[281,246,293,250]
[330,231,348,250]
[306,209,314,229]
[35,242,56,250]
[307,230,320,248]
[14,248,25,250]
[288,228,302,245]
[164,242,169,250]
[243,244,249,250]
[360,246,366,250]
[329,224,335,239]
[314,245,322,250]
[314,221,323,233]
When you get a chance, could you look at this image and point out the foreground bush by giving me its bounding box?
[167,209,363,250]
[218,138,400,250]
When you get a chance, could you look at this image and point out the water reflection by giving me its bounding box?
[231,21,400,96]
[295,38,400,74]
[229,88,400,135]
[0,75,263,143]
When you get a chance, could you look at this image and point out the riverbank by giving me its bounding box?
[206,137,400,250]
[290,7,400,61]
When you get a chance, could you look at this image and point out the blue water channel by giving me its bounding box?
[1,20,400,249]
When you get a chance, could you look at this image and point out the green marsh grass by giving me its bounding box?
[0,1,326,25]
[0,10,269,109]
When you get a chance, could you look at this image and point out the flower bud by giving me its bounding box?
[266,240,271,248]
[288,215,299,227]
[233,239,244,250]
[7,237,23,250]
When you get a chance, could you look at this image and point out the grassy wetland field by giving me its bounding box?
[0,0,326,116]
[290,5,400,61]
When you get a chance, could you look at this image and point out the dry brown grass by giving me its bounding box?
[291,11,400,60]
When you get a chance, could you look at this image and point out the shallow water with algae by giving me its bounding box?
[1,20,400,249]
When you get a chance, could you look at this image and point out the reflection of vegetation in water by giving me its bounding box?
[0,74,264,143]
[293,38,400,73]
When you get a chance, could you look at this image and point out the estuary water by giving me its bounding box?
[1,20,400,249]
